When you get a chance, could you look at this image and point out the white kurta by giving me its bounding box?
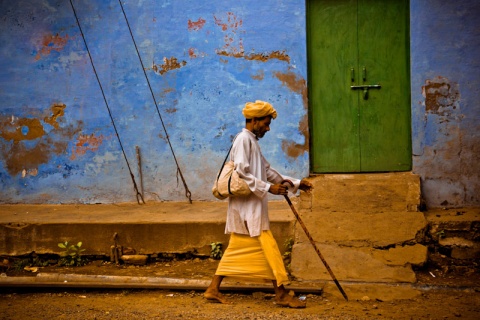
[225,128,300,237]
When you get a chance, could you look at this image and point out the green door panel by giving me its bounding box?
[308,0,360,172]
[357,0,411,171]
[308,0,412,173]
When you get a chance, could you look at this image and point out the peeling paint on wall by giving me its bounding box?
[188,48,197,58]
[273,71,309,157]
[212,11,291,62]
[422,76,460,116]
[34,33,70,61]
[152,57,187,75]
[214,12,242,32]
[188,18,206,31]
[165,107,177,114]
[414,76,479,207]
[217,50,290,63]
[44,103,66,130]
[251,70,264,80]
[188,47,206,59]
[211,12,290,63]
[281,115,309,158]
[21,168,38,178]
[0,117,45,142]
[214,12,244,56]
[0,104,82,176]
[71,133,104,160]
[274,71,308,107]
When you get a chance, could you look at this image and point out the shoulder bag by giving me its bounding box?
[212,135,252,200]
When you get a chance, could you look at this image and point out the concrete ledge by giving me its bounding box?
[0,201,295,256]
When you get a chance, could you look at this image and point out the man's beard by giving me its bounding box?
[252,129,264,139]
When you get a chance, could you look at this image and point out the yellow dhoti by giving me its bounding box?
[215,230,289,287]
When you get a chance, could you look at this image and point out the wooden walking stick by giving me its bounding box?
[282,180,349,301]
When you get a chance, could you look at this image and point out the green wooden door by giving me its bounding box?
[308,0,411,173]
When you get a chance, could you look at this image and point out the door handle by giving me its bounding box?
[350,85,381,89]
[350,84,381,100]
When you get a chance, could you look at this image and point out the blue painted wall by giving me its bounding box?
[0,0,309,203]
[410,0,480,207]
[0,0,478,208]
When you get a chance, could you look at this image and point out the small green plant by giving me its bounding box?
[31,256,50,267]
[12,255,50,271]
[283,238,294,271]
[12,258,30,271]
[210,242,223,260]
[283,238,294,258]
[435,230,446,239]
[58,241,87,266]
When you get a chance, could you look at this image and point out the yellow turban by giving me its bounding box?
[242,100,277,119]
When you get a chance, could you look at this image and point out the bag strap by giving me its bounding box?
[216,133,239,180]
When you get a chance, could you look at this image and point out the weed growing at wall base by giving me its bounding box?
[283,238,294,271]
[58,241,87,266]
[210,242,223,260]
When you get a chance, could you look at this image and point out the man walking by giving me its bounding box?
[205,100,311,308]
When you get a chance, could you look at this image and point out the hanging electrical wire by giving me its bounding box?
[117,0,192,204]
[69,0,145,205]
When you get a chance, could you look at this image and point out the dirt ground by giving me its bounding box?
[1,257,479,320]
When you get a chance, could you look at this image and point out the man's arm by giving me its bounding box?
[232,134,270,198]
[269,179,312,195]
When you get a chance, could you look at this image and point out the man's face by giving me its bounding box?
[252,116,272,139]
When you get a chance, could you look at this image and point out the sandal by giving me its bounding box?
[275,298,306,308]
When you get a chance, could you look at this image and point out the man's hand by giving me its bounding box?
[269,184,289,195]
[299,179,313,192]
[270,179,312,195]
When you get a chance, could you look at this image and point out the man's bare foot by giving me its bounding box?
[204,289,231,304]
[275,294,306,308]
